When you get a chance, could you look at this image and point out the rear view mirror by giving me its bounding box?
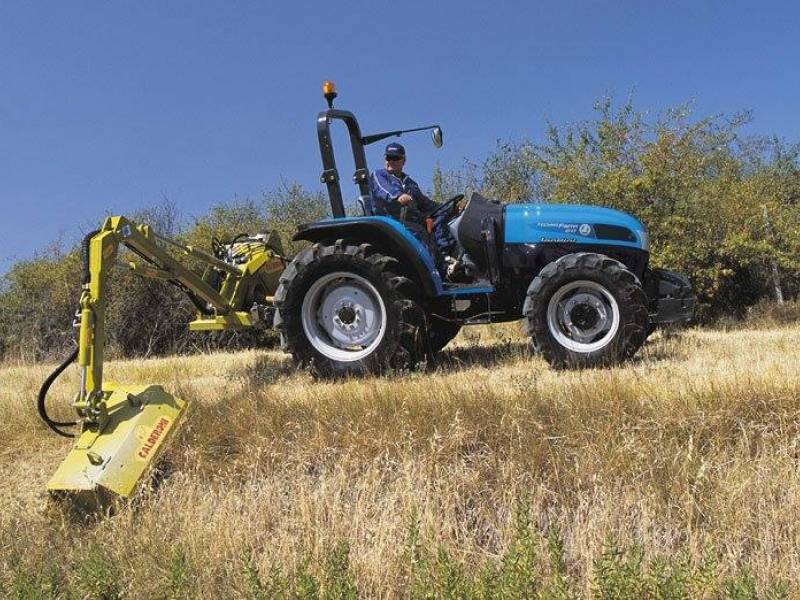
[432,126,443,148]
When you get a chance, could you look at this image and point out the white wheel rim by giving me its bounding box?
[301,271,387,362]
[546,280,620,353]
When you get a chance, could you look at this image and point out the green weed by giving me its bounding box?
[70,543,122,600]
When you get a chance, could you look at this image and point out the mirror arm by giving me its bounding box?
[361,131,404,145]
[361,124,441,146]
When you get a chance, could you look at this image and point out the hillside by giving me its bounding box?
[1,322,798,597]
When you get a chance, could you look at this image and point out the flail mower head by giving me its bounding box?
[47,384,187,510]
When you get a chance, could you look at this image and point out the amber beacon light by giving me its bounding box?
[322,80,337,108]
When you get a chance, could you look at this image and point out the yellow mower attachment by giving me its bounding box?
[48,384,186,509]
[39,216,284,508]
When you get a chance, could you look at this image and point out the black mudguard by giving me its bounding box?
[643,268,696,324]
[293,220,440,297]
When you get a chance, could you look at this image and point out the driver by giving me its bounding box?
[369,142,436,223]
[369,143,456,271]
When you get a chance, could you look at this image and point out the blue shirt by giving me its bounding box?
[368,168,437,223]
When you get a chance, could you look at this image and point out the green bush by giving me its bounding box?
[0,243,82,361]
[0,185,326,360]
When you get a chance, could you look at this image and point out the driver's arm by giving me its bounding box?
[417,192,437,213]
[407,177,437,213]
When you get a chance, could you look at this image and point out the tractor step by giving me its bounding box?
[441,279,494,295]
[47,383,187,510]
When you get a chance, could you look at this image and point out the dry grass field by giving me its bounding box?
[1,317,799,598]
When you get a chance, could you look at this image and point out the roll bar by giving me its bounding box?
[317,109,369,219]
[316,91,443,219]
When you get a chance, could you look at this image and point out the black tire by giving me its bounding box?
[273,240,425,377]
[523,252,648,368]
[426,319,462,354]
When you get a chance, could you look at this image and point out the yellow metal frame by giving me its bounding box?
[47,216,284,505]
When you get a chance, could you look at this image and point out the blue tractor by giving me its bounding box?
[273,83,695,375]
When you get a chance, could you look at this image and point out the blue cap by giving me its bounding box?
[385,142,406,158]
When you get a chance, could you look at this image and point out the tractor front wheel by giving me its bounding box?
[523,253,648,368]
[273,241,426,377]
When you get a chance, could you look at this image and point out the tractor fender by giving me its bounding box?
[292,217,444,297]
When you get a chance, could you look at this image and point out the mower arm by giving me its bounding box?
[75,215,271,422]
[46,215,283,507]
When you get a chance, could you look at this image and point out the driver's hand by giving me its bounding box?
[397,194,414,206]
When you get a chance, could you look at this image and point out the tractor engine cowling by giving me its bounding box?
[503,203,649,252]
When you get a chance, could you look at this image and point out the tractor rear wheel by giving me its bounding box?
[273,240,426,377]
[523,252,648,368]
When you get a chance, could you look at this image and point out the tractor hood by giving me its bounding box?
[504,203,649,252]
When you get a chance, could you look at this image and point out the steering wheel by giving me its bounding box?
[399,194,464,224]
[425,193,465,220]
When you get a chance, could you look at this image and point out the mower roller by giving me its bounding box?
[39,216,284,509]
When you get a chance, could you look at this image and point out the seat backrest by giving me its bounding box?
[357,195,374,216]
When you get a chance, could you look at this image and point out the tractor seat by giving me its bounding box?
[357,195,374,216]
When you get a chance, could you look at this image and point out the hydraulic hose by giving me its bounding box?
[36,348,78,438]
[36,228,101,438]
[82,228,101,285]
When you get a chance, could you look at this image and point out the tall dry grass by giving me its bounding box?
[0,321,798,597]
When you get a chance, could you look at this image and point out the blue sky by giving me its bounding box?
[1,1,798,273]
